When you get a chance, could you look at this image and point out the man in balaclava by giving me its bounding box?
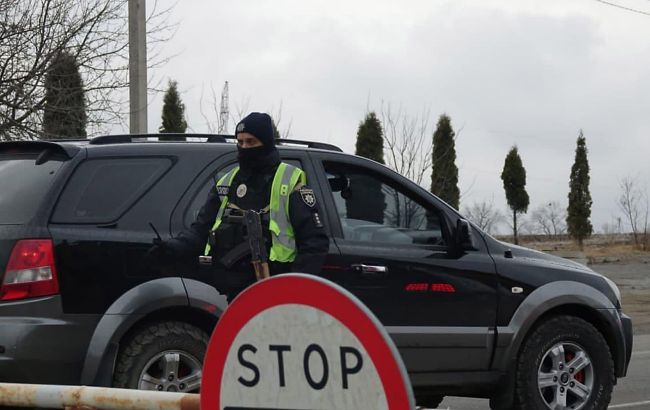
[155,112,329,298]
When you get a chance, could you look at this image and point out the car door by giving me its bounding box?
[311,152,498,373]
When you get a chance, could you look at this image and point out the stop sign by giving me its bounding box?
[200,274,414,410]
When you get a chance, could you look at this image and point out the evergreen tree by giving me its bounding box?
[501,146,529,244]
[355,112,384,164]
[430,114,460,209]
[42,51,87,139]
[159,80,187,135]
[566,130,593,249]
[348,112,386,223]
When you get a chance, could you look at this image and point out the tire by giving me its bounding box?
[513,315,614,410]
[113,321,209,393]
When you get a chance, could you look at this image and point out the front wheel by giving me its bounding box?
[514,315,614,410]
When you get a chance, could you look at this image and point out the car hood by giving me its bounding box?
[500,241,596,274]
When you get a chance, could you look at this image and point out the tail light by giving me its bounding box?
[1,239,59,301]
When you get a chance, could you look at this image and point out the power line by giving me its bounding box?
[593,0,650,16]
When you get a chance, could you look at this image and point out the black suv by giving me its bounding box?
[0,136,632,409]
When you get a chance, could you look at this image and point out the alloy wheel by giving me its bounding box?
[537,342,594,410]
[138,350,203,393]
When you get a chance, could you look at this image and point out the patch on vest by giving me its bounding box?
[236,183,247,198]
[217,185,229,196]
[300,187,316,207]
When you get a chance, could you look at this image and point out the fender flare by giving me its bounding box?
[493,280,623,372]
[80,277,221,386]
[80,278,228,386]
[183,277,228,315]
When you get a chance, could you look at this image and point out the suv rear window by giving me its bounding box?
[52,157,172,224]
[0,154,66,225]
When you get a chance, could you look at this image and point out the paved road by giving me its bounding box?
[429,334,650,409]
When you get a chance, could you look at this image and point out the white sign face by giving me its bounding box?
[201,274,414,410]
[219,304,388,410]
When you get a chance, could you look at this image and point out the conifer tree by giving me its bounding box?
[159,80,187,135]
[42,51,87,139]
[348,112,386,224]
[567,130,593,249]
[501,146,529,244]
[355,112,385,164]
[430,114,459,209]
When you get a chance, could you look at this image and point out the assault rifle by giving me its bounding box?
[244,210,270,281]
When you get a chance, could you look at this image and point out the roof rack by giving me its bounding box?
[88,134,216,144]
[88,134,343,152]
[276,138,343,152]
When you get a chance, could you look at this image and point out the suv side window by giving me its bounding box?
[184,159,303,227]
[51,157,172,224]
[324,161,446,247]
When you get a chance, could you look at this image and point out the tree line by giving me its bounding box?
[353,111,648,250]
[161,88,649,250]
[2,3,644,249]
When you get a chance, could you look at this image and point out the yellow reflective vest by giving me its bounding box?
[204,163,306,263]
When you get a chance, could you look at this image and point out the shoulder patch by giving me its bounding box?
[217,185,229,196]
[299,187,316,208]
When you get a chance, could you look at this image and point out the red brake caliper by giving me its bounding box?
[566,352,585,384]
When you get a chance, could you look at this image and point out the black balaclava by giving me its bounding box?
[235,112,279,172]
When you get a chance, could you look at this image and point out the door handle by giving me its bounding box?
[351,264,388,275]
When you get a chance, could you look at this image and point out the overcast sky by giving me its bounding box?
[138,0,650,234]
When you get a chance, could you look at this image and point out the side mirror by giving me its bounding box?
[455,219,477,250]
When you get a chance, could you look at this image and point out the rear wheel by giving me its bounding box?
[513,315,614,410]
[113,321,209,393]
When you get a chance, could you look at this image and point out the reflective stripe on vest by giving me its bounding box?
[268,163,306,262]
[203,166,240,256]
[203,163,306,263]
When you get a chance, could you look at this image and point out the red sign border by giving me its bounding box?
[200,274,414,410]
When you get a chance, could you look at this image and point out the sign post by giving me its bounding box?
[200,274,415,410]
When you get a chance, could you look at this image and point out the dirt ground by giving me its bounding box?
[518,235,650,335]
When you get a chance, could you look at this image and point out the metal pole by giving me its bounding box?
[129,0,148,134]
[0,383,199,410]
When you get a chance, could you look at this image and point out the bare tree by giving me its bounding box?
[531,201,567,237]
[504,209,532,240]
[200,90,293,138]
[618,175,649,250]
[0,0,174,140]
[378,102,437,233]
[231,95,251,126]
[380,102,433,186]
[268,100,292,139]
[462,199,504,235]
[199,82,225,134]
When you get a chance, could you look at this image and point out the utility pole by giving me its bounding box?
[129,0,147,134]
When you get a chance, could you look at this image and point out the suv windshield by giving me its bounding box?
[0,153,65,225]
